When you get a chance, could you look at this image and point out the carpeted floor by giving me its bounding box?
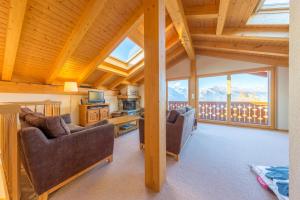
[26,123,289,200]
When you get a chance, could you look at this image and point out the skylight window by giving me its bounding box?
[247,0,289,25]
[110,38,142,63]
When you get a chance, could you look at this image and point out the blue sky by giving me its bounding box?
[110,38,141,62]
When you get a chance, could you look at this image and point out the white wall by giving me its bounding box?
[289,0,300,199]
[196,55,268,75]
[139,84,144,108]
[0,92,118,124]
[167,58,191,79]
[277,67,289,130]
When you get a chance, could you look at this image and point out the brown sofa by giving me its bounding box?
[18,108,114,199]
[139,107,195,160]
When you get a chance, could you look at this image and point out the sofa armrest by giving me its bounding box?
[166,116,184,155]
[59,113,71,124]
[19,124,114,195]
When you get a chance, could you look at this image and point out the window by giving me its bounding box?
[167,79,189,110]
[247,0,289,25]
[110,38,142,63]
[197,69,274,127]
[198,76,228,121]
[231,71,270,125]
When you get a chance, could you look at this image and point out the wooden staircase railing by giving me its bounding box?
[0,100,61,200]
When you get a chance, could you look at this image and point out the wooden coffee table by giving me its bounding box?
[108,115,140,137]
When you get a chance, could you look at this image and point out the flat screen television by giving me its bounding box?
[88,91,105,103]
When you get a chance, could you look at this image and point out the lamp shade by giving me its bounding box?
[64,82,78,92]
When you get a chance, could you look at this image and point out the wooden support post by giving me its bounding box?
[189,60,197,115]
[144,0,166,192]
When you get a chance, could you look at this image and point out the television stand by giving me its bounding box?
[79,103,110,126]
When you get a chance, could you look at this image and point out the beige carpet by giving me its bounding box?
[24,123,288,200]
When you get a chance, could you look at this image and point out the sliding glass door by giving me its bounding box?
[198,69,274,127]
[167,79,189,110]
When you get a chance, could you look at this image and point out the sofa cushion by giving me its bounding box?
[25,114,70,138]
[167,110,179,123]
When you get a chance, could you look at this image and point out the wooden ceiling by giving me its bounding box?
[0,0,289,90]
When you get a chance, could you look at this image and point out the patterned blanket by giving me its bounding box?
[251,165,289,200]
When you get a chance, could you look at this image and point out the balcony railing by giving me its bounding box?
[168,101,269,126]
[199,101,269,125]
[168,101,189,110]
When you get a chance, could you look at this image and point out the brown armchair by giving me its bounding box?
[139,108,195,160]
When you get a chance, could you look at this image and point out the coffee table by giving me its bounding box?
[108,115,140,137]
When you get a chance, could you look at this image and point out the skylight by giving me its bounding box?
[247,0,289,25]
[110,38,142,63]
[262,0,289,9]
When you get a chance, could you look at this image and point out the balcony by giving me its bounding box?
[168,101,269,126]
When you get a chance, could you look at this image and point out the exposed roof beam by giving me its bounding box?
[185,5,219,21]
[196,49,288,67]
[167,53,188,69]
[130,71,144,84]
[216,0,231,35]
[166,0,195,60]
[78,7,144,84]
[93,73,114,89]
[191,31,289,45]
[2,0,28,81]
[97,63,128,77]
[46,0,107,84]
[108,77,126,90]
[194,41,288,58]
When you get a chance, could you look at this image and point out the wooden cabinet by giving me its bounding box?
[79,103,109,126]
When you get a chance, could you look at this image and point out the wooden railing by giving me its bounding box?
[0,100,61,200]
[199,101,269,125]
[0,103,20,200]
[9,100,61,116]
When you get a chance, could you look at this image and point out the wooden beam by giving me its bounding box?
[130,71,144,83]
[78,7,144,84]
[196,49,288,67]
[216,0,231,35]
[0,81,109,95]
[194,43,288,58]
[2,0,27,81]
[93,73,114,89]
[108,77,126,90]
[191,31,289,45]
[46,0,107,84]
[166,0,195,59]
[144,0,166,192]
[97,63,128,77]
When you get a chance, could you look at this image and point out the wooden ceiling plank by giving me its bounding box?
[78,7,144,84]
[185,4,219,21]
[46,0,108,84]
[216,0,231,35]
[93,72,113,89]
[2,0,28,81]
[166,0,195,60]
